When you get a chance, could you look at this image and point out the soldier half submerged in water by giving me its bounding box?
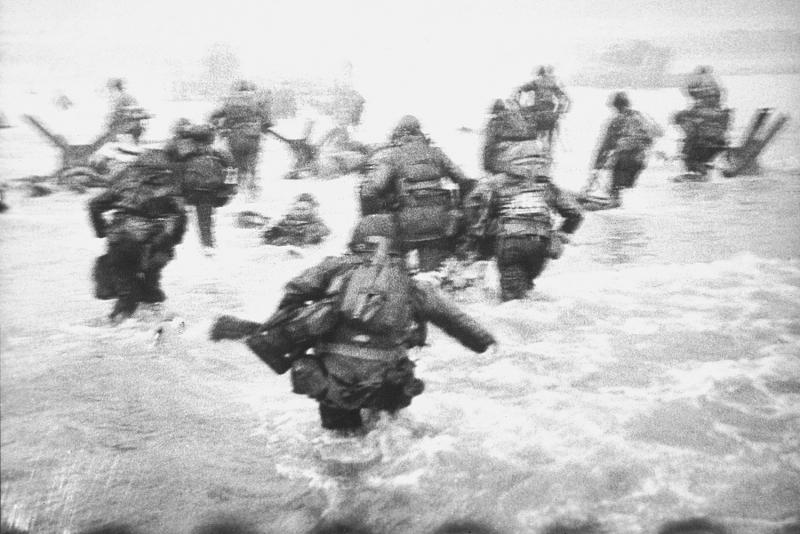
[511,65,571,148]
[261,193,330,247]
[211,214,495,432]
[106,78,150,144]
[467,140,583,302]
[586,91,663,207]
[673,66,731,179]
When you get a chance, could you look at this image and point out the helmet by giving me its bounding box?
[536,65,547,76]
[490,99,507,114]
[391,115,422,140]
[610,91,630,110]
[107,78,125,91]
[349,214,399,253]
[235,80,255,92]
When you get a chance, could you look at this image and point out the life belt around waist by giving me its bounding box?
[316,342,405,363]
[498,217,551,237]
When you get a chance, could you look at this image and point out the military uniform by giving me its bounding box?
[166,122,235,249]
[89,150,187,319]
[593,107,661,201]
[209,84,273,196]
[262,196,330,247]
[107,89,148,144]
[482,100,538,174]
[677,69,729,177]
[276,215,495,430]
[360,116,476,271]
[472,142,582,301]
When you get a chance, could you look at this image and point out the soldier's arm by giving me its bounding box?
[435,148,475,197]
[481,119,500,173]
[279,256,351,308]
[592,117,620,169]
[359,159,396,201]
[413,282,496,353]
[88,189,120,238]
[550,184,583,235]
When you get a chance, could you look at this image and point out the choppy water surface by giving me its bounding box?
[1,76,799,534]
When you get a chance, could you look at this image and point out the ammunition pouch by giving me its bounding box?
[399,183,462,242]
[290,356,328,397]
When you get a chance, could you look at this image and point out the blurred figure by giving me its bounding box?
[261,193,330,246]
[106,78,149,144]
[685,66,725,110]
[211,214,495,432]
[166,119,236,252]
[89,148,187,321]
[360,115,477,271]
[512,65,571,147]
[468,140,582,301]
[657,517,730,534]
[673,66,730,179]
[210,80,273,198]
[587,91,663,207]
[482,99,538,174]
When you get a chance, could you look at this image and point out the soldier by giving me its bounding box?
[360,115,476,271]
[106,78,149,144]
[512,66,571,147]
[89,149,187,321]
[212,214,496,432]
[261,193,330,247]
[482,99,538,174]
[209,81,273,198]
[675,67,731,179]
[166,119,236,253]
[685,65,724,110]
[469,140,583,301]
[588,92,662,207]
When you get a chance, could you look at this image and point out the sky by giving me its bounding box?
[1,0,798,100]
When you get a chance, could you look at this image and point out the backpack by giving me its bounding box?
[617,110,655,152]
[335,238,414,338]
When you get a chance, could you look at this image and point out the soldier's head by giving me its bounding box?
[490,99,507,115]
[287,193,320,220]
[349,214,399,254]
[536,65,547,77]
[107,78,125,92]
[235,80,255,92]
[694,65,712,75]
[610,91,630,111]
[391,115,422,142]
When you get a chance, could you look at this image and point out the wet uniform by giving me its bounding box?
[361,132,476,271]
[277,216,495,430]
[472,155,582,301]
[89,150,187,318]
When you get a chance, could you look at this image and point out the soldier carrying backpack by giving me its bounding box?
[210,214,496,432]
[360,115,477,272]
[587,92,663,207]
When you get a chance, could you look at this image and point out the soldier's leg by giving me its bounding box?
[195,203,215,248]
[526,238,550,289]
[318,403,363,431]
[141,248,173,303]
[107,238,143,319]
[497,236,529,301]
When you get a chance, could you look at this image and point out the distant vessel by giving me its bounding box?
[570,40,679,89]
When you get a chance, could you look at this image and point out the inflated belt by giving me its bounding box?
[317,342,404,362]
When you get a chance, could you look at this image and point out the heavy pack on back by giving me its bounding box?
[337,237,414,340]
[617,110,655,152]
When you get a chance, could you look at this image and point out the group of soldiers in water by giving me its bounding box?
[87,64,729,433]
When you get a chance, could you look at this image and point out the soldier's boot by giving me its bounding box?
[140,268,166,303]
[499,265,530,302]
